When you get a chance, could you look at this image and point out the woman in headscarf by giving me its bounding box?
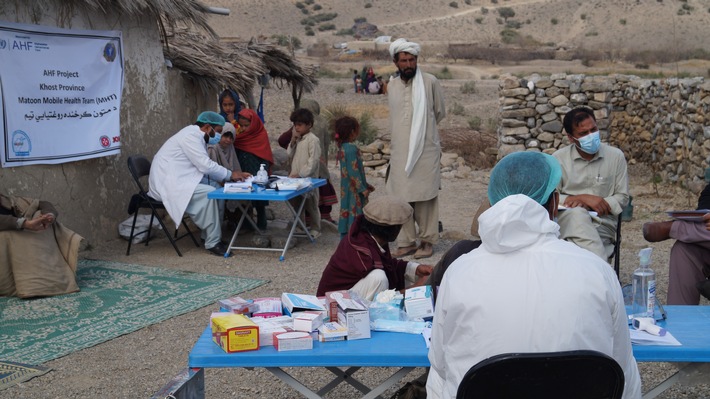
[235,108,274,230]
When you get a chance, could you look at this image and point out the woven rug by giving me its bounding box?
[0,259,267,367]
[0,361,50,391]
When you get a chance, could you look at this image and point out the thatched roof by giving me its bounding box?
[164,29,318,100]
[22,0,216,35]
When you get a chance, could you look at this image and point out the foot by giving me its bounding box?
[207,242,232,257]
[414,242,433,259]
[697,279,710,301]
[310,230,321,239]
[392,244,418,258]
[642,221,673,242]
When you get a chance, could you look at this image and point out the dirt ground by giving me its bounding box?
[6,64,710,398]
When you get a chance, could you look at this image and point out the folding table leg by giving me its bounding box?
[281,196,313,261]
[266,367,323,399]
[359,367,415,399]
[318,367,368,396]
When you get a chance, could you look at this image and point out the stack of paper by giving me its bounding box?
[274,178,311,191]
[224,181,252,193]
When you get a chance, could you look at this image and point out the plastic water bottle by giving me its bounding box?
[631,247,655,318]
[256,164,268,185]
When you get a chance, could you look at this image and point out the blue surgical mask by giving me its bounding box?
[575,131,601,154]
[208,132,221,145]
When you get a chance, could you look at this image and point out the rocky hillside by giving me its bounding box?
[208,0,710,54]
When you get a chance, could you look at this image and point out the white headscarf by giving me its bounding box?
[389,38,427,176]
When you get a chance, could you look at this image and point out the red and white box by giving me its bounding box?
[252,297,283,318]
[273,331,313,352]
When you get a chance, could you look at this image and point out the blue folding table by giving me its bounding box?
[182,306,710,399]
[207,178,326,261]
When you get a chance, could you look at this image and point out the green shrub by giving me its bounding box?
[304,0,314,4]
[481,7,489,14]
[354,17,367,23]
[449,1,459,8]
[585,31,598,37]
[433,66,453,79]
[468,116,482,130]
[313,4,322,10]
[464,0,472,4]
[336,28,355,36]
[335,85,345,94]
[305,28,315,36]
[498,7,515,21]
[551,18,558,25]
[364,3,372,8]
[295,2,305,9]
[318,23,336,31]
[301,8,309,14]
[619,19,627,25]
[581,13,587,20]
[271,34,302,49]
[491,0,498,3]
[500,28,519,44]
[506,20,522,29]
[460,81,477,94]
[450,102,465,116]
[475,17,484,24]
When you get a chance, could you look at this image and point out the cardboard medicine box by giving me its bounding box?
[281,293,326,315]
[211,314,259,353]
[336,297,371,340]
[324,290,350,322]
[318,322,348,342]
[293,311,324,332]
[404,285,435,319]
[274,331,313,352]
[217,296,256,315]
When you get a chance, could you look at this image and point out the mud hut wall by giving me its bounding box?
[497,74,710,193]
[0,5,213,245]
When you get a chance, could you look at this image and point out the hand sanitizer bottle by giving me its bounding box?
[632,247,655,318]
[256,164,268,185]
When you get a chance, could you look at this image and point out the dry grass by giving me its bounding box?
[440,127,497,170]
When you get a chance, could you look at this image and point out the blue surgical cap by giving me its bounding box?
[488,151,562,206]
[196,111,226,126]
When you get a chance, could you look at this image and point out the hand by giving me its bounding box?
[563,194,612,216]
[289,173,299,178]
[415,264,433,277]
[231,171,251,181]
[363,189,370,198]
[23,213,55,231]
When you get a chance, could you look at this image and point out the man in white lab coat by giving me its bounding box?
[427,151,641,399]
[149,111,251,256]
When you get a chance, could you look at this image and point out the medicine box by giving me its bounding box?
[211,314,259,353]
[217,296,256,315]
[317,322,348,342]
[274,331,313,351]
[293,311,324,332]
[324,290,350,322]
[404,285,435,319]
[336,297,371,340]
[252,297,283,318]
[281,293,326,315]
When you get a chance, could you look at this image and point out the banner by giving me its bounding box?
[0,21,123,167]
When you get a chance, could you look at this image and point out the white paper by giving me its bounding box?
[422,325,432,348]
[629,329,682,346]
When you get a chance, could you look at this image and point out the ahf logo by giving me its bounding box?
[12,130,32,157]
[0,39,7,50]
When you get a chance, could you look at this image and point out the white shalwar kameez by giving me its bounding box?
[149,125,231,249]
[426,194,641,399]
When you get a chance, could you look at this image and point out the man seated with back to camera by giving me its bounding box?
[552,106,629,261]
[426,151,641,399]
[316,195,433,301]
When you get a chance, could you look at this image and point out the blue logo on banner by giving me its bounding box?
[0,39,6,50]
[12,130,32,156]
[104,42,116,62]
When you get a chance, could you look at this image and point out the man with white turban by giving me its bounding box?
[426,151,641,399]
[387,38,446,259]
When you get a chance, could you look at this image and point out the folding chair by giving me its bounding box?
[611,213,622,278]
[126,155,199,257]
[456,350,625,399]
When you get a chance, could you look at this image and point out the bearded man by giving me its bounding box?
[386,38,446,259]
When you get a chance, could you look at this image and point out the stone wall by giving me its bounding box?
[498,73,710,193]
